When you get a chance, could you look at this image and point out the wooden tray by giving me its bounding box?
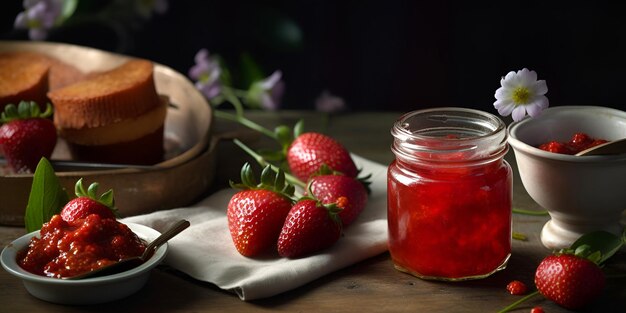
[0,41,215,225]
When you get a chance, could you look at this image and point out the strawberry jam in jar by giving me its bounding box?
[388,108,512,280]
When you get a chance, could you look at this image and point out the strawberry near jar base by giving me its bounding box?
[387,108,512,281]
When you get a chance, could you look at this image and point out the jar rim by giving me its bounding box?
[391,107,508,165]
[393,107,506,142]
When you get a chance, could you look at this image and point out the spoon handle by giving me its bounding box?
[141,220,190,260]
[576,138,626,156]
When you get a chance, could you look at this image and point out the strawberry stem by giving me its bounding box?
[233,138,305,188]
[0,101,52,123]
[497,290,540,313]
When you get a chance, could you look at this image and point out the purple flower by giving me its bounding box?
[246,71,285,110]
[14,0,63,40]
[315,90,347,113]
[189,49,222,99]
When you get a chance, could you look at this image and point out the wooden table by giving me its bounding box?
[1,111,624,312]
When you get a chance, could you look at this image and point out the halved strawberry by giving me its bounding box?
[0,101,57,173]
[60,178,116,223]
[227,163,295,257]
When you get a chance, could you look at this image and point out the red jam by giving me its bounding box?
[17,214,146,278]
[388,108,511,280]
[538,132,608,155]
[388,160,512,279]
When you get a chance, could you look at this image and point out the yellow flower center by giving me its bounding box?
[512,87,531,105]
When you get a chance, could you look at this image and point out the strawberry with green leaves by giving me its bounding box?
[0,101,57,173]
[227,163,295,257]
[287,131,358,182]
[277,196,344,258]
[307,165,369,226]
[498,231,623,312]
[534,247,606,310]
[60,178,116,223]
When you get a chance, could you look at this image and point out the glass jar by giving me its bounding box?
[387,107,512,281]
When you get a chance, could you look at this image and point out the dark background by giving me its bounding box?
[2,1,626,113]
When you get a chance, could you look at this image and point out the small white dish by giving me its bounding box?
[508,106,626,249]
[0,222,167,305]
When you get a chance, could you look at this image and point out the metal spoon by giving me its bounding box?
[575,138,626,156]
[66,219,190,280]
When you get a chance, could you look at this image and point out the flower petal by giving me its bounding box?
[494,86,512,101]
[511,106,527,122]
[502,71,518,88]
[194,49,209,64]
[518,68,537,87]
[495,101,515,116]
[259,70,282,90]
[533,80,548,95]
[526,96,549,117]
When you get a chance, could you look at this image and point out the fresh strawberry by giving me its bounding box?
[307,166,368,226]
[534,253,606,310]
[287,132,358,182]
[499,232,621,313]
[506,280,528,295]
[277,197,343,258]
[227,163,295,257]
[0,101,57,173]
[60,178,116,223]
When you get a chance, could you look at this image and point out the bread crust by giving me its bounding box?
[49,59,161,129]
[0,52,50,110]
[60,96,168,145]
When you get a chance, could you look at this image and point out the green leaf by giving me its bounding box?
[87,181,99,199]
[60,0,78,23]
[99,189,115,209]
[241,163,256,187]
[24,158,69,232]
[569,231,623,264]
[260,165,275,187]
[274,125,292,146]
[293,119,305,138]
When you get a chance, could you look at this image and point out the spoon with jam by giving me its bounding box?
[66,219,190,280]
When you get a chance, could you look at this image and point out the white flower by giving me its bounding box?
[494,68,549,122]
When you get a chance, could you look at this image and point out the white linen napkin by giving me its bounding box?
[122,155,389,300]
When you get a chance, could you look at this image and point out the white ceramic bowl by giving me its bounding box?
[508,106,626,249]
[0,222,167,304]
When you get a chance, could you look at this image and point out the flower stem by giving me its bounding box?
[229,88,249,98]
[212,86,278,140]
[213,110,277,140]
[512,208,549,216]
[233,139,305,188]
[497,290,540,313]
